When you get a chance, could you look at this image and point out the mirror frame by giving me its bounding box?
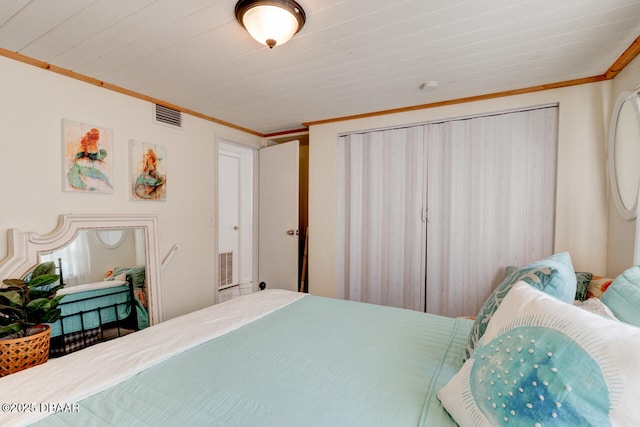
[608,89,640,220]
[0,213,164,325]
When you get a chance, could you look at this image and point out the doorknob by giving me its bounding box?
[286,229,299,236]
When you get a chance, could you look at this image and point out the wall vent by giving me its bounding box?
[154,104,182,129]
[218,252,234,289]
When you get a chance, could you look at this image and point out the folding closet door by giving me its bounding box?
[424,106,558,317]
[337,127,426,311]
[338,106,558,315]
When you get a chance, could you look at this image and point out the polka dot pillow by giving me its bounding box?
[439,281,640,426]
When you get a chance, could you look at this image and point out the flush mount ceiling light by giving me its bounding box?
[235,0,306,49]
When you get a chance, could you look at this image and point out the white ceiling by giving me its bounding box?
[1,0,639,135]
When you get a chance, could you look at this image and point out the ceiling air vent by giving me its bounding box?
[154,104,182,129]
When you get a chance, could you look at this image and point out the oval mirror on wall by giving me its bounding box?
[609,90,640,220]
[94,229,127,249]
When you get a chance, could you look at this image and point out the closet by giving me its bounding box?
[337,106,558,317]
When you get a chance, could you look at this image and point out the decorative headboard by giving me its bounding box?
[0,213,164,325]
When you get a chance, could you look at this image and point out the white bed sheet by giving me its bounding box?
[57,280,127,295]
[0,289,304,426]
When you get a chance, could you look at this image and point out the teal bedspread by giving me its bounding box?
[49,285,149,337]
[39,295,470,426]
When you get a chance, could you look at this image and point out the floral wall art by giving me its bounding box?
[129,140,167,201]
[62,119,114,193]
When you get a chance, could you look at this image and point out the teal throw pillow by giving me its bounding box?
[464,252,577,361]
[113,266,146,289]
[509,268,591,302]
[600,266,640,327]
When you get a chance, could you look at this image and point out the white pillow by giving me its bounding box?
[438,281,640,426]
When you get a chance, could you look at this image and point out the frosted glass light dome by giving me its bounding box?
[236,0,306,49]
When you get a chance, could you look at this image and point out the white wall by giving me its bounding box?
[607,55,640,276]
[308,82,612,297]
[87,229,137,283]
[0,56,263,320]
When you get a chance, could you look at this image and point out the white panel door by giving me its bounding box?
[218,152,240,287]
[259,141,300,292]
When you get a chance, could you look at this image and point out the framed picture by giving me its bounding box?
[129,140,167,201]
[62,120,114,193]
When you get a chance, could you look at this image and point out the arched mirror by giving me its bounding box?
[0,214,163,326]
[609,90,640,220]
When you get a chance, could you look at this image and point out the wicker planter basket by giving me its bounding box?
[0,325,51,377]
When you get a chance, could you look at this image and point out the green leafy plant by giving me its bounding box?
[0,262,65,339]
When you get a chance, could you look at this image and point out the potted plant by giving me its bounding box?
[0,261,64,376]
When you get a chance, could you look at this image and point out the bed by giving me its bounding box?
[2,253,640,426]
[49,279,149,356]
[45,258,149,356]
[0,289,472,426]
